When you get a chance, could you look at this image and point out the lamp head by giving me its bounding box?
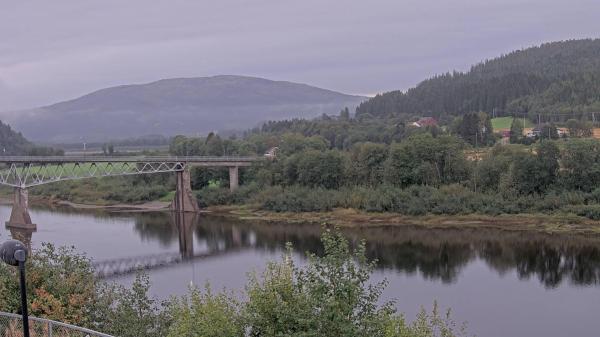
[1,240,27,266]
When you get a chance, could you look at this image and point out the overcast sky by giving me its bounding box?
[1,0,599,112]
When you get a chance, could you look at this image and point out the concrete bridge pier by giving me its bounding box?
[229,166,239,192]
[171,169,200,212]
[5,187,36,230]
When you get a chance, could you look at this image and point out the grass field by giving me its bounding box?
[491,117,533,130]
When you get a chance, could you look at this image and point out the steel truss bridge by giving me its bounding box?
[0,156,258,188]
[0,156,260,229]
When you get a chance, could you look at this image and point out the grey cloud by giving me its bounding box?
[0,0,599,112]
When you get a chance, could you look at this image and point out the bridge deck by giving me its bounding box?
[0,156,261,188]
[0,155,260,164]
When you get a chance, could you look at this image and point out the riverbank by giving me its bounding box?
[5,194,600,237]
[204,204,600,237]
[54,199,171,212]
[0,195,172,212]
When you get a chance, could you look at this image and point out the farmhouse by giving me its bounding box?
[411,117,438,128]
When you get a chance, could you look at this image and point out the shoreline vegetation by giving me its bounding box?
[208,205,600,236]
[7,134,600,239]
[7,193,600,238]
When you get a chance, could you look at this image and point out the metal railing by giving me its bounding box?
[0,311,114,337]
[0,155,261,163]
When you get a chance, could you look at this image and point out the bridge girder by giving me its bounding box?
[0,156,259,188]
[0,161,186,188]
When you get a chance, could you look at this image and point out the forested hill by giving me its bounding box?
[0,120,34,154]
[0,120,62,155]
[356,39,600,120]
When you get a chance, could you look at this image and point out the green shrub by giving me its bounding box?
[167,287,242,337]
[166,229,469,337]
[196,188,236,207]
[261,186,336,212]
[0,244,98,326]
[2,231,469,337]
[567,205,600,220]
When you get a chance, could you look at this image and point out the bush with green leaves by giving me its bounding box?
[261,186,337,212]
[0,245,169,337]
[1,230,469,337]
[168,229,469,337]
[95,274,171,337]
[166,287,242,337]
[0,244,99,326]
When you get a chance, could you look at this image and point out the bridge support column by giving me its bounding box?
[6,187,36,230]
[229,166,239,192]
[171,169,200,213]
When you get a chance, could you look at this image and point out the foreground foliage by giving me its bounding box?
[168,230,468,337]
[0,231,468,337]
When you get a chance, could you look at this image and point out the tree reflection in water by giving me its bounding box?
[12,209,599,288]
[128,213,600,288]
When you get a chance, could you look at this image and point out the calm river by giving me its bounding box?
[1,204,599,337]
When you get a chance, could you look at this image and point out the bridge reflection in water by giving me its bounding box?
[5,209,252,278]
[6,209,600,288]
[92,212,250,278]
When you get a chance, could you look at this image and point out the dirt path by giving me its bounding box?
[53,200,171,211]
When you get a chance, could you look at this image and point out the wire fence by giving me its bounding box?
[0,312,114,337]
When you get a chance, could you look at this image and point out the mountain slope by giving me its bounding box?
[0,120,63,155]
[3,75,366,143]
[356,39,600,119]
[0,120,31,154]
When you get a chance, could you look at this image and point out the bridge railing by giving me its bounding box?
[0,155,261,163]
[0,311,114,337]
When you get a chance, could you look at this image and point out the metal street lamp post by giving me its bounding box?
[1,240,30,337]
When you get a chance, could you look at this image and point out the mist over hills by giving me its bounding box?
[1,75,366,143]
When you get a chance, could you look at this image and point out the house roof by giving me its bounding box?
[413,117,437,127]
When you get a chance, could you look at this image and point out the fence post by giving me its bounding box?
[48,321,53,337]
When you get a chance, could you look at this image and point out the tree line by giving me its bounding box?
[356,39,600,120]
[0,120,63,156]
[170,126,600,219]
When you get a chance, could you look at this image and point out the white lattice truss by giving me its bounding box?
[0,161,186,188]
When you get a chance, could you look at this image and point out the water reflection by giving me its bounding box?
[128,212,600,288]
[6,224,35,252]
[480,239,600,288]
[9,208,600,288]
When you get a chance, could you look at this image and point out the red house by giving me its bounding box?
[411,117,438,128]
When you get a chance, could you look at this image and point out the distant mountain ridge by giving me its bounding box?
[2,75,366,143]
[356,39,600,120]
